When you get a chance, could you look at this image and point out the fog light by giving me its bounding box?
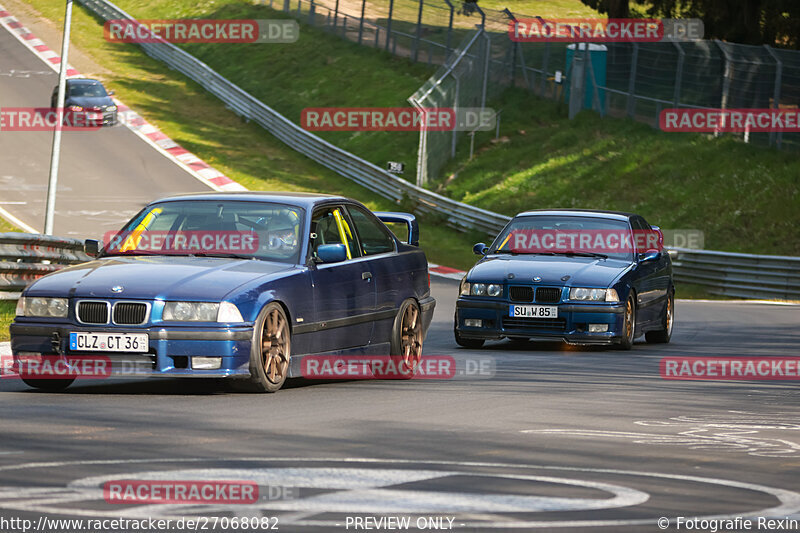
[192,357,222,370]
[464,319,483,327]
[589,324,609,333]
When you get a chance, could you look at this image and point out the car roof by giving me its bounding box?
[514,209,636,221]
[151,191,350,209]
[66,78,103,85]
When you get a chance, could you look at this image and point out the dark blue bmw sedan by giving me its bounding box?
[11,192,435,392]
[454,210,673,349]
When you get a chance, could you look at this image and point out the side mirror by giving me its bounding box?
[473,242,489,256]
[316,244,348,263]
[84,239,100,257]
[639,249,661,263]
[107,90,115,96]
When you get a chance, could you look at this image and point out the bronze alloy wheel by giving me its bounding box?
[617,294,636,350]
[262,307,290,385]
[400,302,423,372]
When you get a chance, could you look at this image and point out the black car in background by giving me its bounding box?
[50,78,118,126]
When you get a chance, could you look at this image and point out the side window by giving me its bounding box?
[347,206,396,256]
[309,206,360,261]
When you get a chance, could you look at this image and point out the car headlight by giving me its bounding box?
[486,284,502,297]
[459,279,471,296]
[106,105,117,111]
[469,283,502,297]
[569,287,619,302]
[16,297,69,318]
[163,301,219,322]
[67,105,84,112]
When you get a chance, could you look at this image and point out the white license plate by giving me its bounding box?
[69,332,149,352]
[509,305,559,318]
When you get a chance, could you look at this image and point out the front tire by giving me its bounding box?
[390,299,423,379]
[616,294,637,350]
[21,378,74,391]
[240,303,291,393]
[645,291,674,344]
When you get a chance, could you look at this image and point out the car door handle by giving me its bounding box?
[362,272,372,281]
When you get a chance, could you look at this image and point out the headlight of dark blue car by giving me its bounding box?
[16,297,69,317]
[460,281,502,297]
[569,287,619,302]
[163,301,244,322]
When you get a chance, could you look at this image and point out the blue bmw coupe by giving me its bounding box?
[454,210,673,349]
[11,192,435,392]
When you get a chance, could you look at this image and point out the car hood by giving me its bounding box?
[66,95,115,108]
[25,256,299,301]
[468,254,633,287]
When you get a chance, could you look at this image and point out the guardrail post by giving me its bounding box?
[764,44,783,149]
[626,43,638,118]
[385,0,394,51]
[413,0,424,62]
[671,42,684,108]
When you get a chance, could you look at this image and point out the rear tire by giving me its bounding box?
[616,294,636,350]
[21,378,74,391]
[239,303,291,393]
[390,299,423,379]
[645,291,674,344]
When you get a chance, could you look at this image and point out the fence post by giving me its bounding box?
[358,0,366,44]
[451,71,460,158]
[626,43,638,118]
[385,0,394,52]
[671,41,684,108]
[715,39,734,138]
[481,30,490,108]
[540,42,550,96]
[443,0,454,59]
[308,0,315,25]
[581,42,590,112]
[503,9,516,85]
[283,0,290,12]
[413,0,424,62]
[764,45,783,149]
[333,0,339,28]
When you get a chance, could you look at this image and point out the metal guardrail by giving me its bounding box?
[0,233,90,299]
[77,0,511,237]
[670,247,800,300]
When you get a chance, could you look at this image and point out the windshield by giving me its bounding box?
[103,200,305,263]
[68,83,108,98]
[490,215,638,261]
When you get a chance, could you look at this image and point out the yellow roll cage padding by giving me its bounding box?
[333,208,353,260]
[120,207,162,252]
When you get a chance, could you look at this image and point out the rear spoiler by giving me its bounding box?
[375,212,419,246]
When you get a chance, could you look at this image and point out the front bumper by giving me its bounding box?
[9,322,254,378]
[455,298,625,345]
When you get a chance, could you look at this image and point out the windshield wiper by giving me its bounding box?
[499,249,558,256]
[553,250,608,259]
[189,252,255,260]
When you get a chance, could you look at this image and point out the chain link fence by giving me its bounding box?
[265,0,800,181]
